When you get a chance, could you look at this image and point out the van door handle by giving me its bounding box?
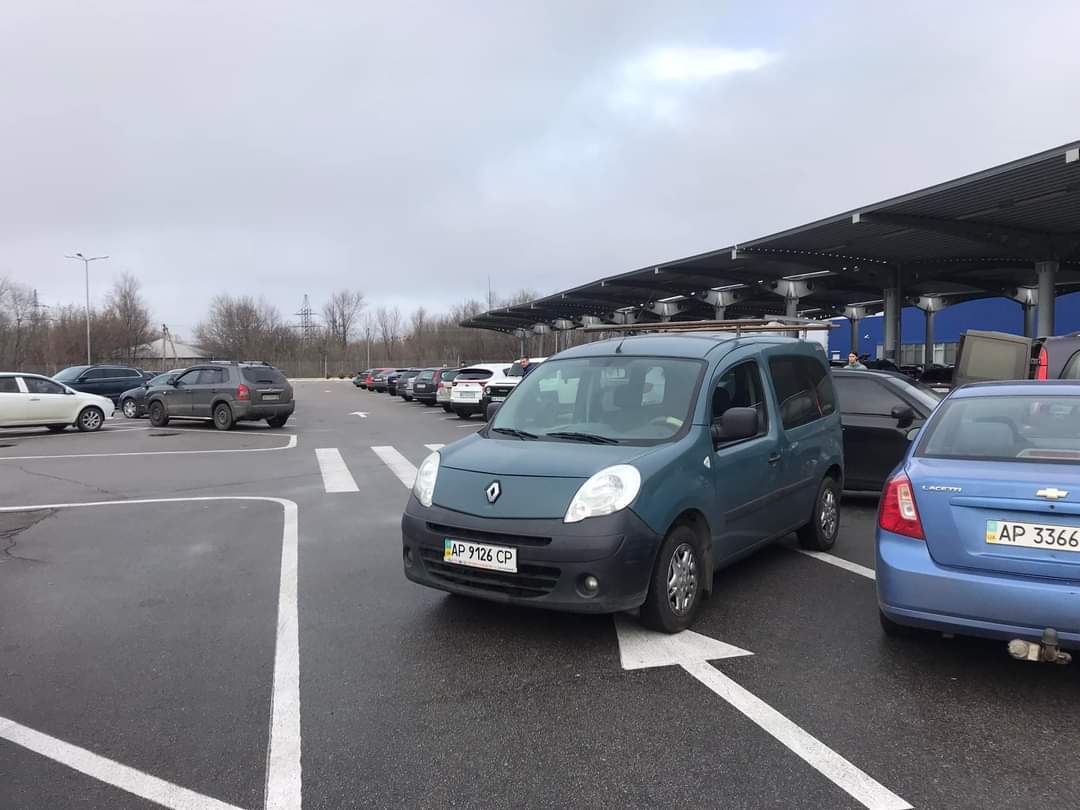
[768,450,782,464]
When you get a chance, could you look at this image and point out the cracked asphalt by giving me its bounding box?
[1,383,1078,810]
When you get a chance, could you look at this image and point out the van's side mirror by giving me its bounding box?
[712,407,758,444]
[486,402,501,421]
[906,426,921,442]
[891,404,915,427]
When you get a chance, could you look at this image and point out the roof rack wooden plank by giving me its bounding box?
[581,319,834,334]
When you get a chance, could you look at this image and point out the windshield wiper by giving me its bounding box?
[544,431,620,445]
[491,427,539,440]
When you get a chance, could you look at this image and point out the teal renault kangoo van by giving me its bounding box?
[402,333,843,632]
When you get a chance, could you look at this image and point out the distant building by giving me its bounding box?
[132,336,208,370]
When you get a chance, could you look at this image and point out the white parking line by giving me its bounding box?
[423,444,445,452]
[796,549,876,580]
[681,660,910,810]
[0,716,244,810]
[0,433,298,462]
[371,446,417,489]
[0,496,301,810]
[315,448,360,493]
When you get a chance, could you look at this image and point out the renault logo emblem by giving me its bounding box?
[1036,488,1069,500]
[486,481,501,504]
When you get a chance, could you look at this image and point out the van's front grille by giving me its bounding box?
[426,523,551,547]
[418,547,560,598]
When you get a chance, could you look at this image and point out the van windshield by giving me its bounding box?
[489,356,705,445]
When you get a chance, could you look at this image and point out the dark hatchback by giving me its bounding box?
[410,368,441,406]
[53,364,147,404]
[119,370,186,418]
[832,369,941,492]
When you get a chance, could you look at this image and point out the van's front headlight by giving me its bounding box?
[564,465,641,523]
[413,451,440,507]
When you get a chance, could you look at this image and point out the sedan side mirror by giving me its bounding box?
[486,402,501,421]
[891,404,915,427]
[711,407,758,444]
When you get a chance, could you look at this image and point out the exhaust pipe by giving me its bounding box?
[1007,628,1072,665]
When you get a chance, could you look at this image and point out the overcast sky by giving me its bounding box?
[3,1,1080,339]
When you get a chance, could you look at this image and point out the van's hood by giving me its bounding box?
[433,434,651,519]
[440,433,648,478]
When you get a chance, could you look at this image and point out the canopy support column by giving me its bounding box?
[1036,260,1058,336]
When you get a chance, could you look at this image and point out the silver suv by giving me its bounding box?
[146,362,294,430]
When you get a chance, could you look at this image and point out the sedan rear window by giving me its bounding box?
[918,395,1080,463]
[242,366,288,385]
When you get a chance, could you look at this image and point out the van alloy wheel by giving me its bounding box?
[667,543,698,616]
[820,487,838,538]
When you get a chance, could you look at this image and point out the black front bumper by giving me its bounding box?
[402,499,661,613]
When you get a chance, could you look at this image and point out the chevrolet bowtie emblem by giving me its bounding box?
[1036,488,1069,500]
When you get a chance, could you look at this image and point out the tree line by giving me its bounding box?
[1,275,580,378]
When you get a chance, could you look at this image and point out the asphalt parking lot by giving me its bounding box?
[2,382,1078,810]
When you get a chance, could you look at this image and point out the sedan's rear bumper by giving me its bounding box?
[877,530,1080,647]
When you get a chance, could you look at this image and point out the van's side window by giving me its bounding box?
[712,362,767,437]
[768,356,834,430]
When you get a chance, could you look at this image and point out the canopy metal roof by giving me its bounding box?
[464,141,1080,333]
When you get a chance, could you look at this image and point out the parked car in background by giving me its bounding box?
[955,329,1080,388]
[410,368,440,406]
[353,369,374,389]
[370,369,391,392]
[832,369,941,492]
[120,370,186,418]
[386,369,411,396]
[403,334,843,632]
[480,357,546,417]
[877,380,1080,651]
[918,364,954,393]
[397,369,422,401]
[53,364,147,404]
[146,361,294,430]
[449,363,509,419]
[0,372,114,432]
[435,368,460,411]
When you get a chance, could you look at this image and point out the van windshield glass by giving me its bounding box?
[490,356,705,445]
[918,394,1080,463]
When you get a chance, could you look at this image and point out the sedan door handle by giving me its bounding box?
[767,450,782,464]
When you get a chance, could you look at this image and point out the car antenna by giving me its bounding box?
[615,340,624,353]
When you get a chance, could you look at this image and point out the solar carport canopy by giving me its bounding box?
[464,141,1080,333]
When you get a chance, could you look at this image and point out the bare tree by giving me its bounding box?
[375,305,402,362]
[195,294,295,359]
[104,274,153,364]
[321,289,365,354]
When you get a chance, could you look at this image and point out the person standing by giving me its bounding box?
[844,351,867,370]
[518,356,536,377]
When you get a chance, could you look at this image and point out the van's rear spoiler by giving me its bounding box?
[954,330,1034,387]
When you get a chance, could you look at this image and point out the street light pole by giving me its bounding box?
[65,253,108,364]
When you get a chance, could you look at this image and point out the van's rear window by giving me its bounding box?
[917,395,1080,463]
[242,366,288,385]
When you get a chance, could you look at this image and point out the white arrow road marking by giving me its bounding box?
[614,617,910,810]
[349,411,369,418]
[315,448,360,493]
[796,549,876,580]
[0,716,245,810]
[372,446,418,488]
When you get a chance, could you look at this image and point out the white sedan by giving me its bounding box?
[0,372,115,432]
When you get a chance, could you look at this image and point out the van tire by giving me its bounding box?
[797,476,839,551]
[148,401,169,427]
[640,525,705,634]
[213,403,235,431]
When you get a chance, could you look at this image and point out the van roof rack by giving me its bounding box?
[581,318,834,335]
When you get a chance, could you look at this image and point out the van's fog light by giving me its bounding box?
[404,547,414,568]
[580,575,600,597]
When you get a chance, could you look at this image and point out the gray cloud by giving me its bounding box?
[2,1,1079,337]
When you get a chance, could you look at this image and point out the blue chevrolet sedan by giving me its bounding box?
[877,380,1080,651]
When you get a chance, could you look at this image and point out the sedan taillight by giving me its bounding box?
[878,473,924,540]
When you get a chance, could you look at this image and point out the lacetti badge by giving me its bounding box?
[1036,488,1069,500]
[486,481,501,504]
